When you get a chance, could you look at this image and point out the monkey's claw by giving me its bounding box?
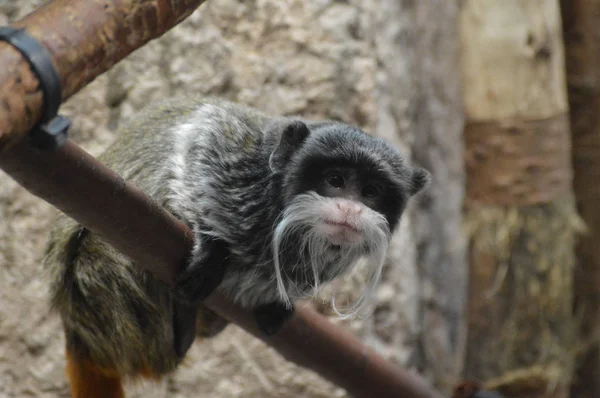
[254,301,295,336]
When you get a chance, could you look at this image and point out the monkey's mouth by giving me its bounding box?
[323,219,359,233]
[321,220,362,245]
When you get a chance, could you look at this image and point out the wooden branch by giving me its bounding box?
[0,138,441,398]
[0,0,206,149]
[0,1,444,397]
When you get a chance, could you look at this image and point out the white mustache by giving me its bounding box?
[271,192,390,318]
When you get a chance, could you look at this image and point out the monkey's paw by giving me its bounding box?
[173,238,229,306]
[254,301,295,336]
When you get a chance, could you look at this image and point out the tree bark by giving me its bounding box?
[372,1,466,394]
[0,0,207,150]
[412,0,467,390]
[460,2,580,397]
[560,1,600,397]
[369,0,421,375]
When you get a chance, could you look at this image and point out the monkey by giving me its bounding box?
[41,96,430,397]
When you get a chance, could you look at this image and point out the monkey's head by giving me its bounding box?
[269,120,430,314]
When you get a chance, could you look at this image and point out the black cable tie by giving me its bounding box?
[0,26,70,150]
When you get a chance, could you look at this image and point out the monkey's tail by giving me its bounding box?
[65,335,165,398]
[65,347,126,398]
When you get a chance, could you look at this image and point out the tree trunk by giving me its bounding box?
[459,2,581,397]
[412,0,467,391]
[367,0,421,375]
[560,1,600,397]
[371,1,466,394]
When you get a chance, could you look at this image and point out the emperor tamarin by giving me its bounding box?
[42,96,430,397]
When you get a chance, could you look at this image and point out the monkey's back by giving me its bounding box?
[161,100,283,256]
[42,97,283,376]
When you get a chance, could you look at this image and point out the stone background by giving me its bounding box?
[0,1,465,397]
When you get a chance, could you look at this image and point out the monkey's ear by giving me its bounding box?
[269,121,311,173]
[409,167,431,195]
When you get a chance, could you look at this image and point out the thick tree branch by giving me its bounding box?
[0,0,206,149]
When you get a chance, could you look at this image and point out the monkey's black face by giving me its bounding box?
[284,160,400,246]
[296,160,408,236]
[316,167,395,216]
[280,122,428,240]
[269,119,429,309]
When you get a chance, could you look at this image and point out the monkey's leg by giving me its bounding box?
[172,301,198,358]
[196,304,230,338]
[254,301,295,336]
[172,302,230,359]
[174,235,230,305]
[65,347,125,398]
[172,235,229,357]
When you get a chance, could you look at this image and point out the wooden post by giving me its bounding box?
[561,1,600,397]
[459,1,581,397]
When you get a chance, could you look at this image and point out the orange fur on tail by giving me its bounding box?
[65,349,125,398]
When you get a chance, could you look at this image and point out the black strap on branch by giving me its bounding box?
[0,26,70,150]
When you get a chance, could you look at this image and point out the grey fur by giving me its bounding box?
[42,96,429,377]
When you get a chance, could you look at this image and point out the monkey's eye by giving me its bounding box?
[362,185,379,198]
[326,173,345,188]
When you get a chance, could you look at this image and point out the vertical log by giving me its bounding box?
[560,1,600,397]
[459,2,581,397]
[373,2,466,394]
[412,0,467,390]
[370,0,422,375]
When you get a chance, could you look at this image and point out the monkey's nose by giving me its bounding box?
[337,200,362,215]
